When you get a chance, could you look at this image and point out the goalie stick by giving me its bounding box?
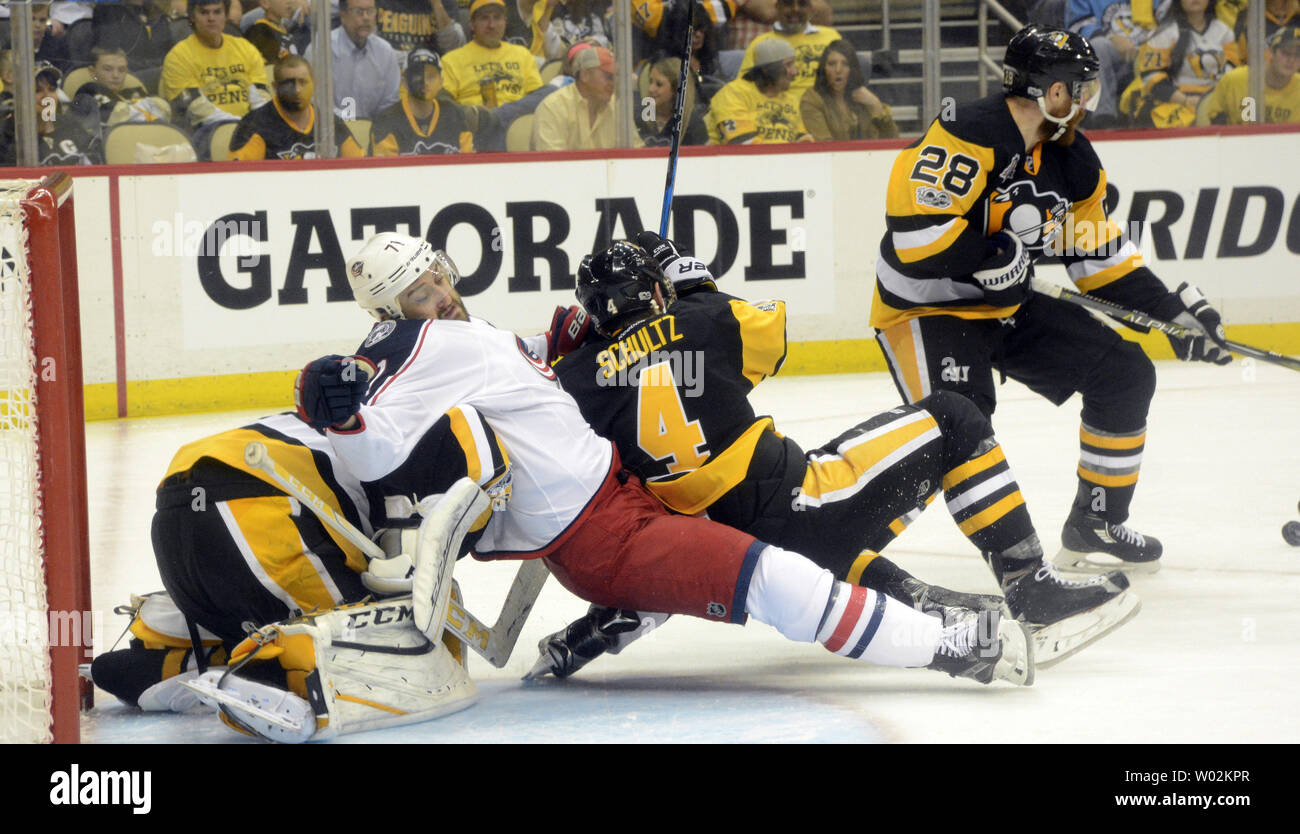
[1031,277,1300,372]
[243,441,547,667]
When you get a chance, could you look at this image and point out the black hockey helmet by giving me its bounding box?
[1003,24,1101,106]
[576,241,677,337]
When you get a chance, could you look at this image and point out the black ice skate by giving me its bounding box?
[886,576,1005,615]
[1057,511,1163,575]
[927,607,1034,686]
[999,559,1141,669]
[524,606,668,680]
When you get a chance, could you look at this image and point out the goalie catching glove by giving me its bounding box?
[633,230,716,292]
[972,231,1032,307]
[1152,282,1232,365]
[294,354,377,430]
[181,595,475,743]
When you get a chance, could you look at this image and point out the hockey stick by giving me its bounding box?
[243,441,547,667]
[657,7,695,236]
[1031,278,1300,372]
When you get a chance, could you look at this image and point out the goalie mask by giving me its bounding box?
[576,241,678,337]
[348,232,460,320]
[1002,25,1101,141]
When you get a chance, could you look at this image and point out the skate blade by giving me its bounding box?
[994,619,1035,687]
[181,674,316,743]
[1054,546,1161,576]
[1031,590,1142,670]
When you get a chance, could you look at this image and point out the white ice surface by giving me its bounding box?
[80,360,1300,743]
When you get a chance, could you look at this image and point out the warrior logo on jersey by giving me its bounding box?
[987,179,1070,251]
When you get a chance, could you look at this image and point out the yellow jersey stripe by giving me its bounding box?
[730,299,788,387]
[1073,252,1144,292]
[802,414,938,501]
[447,406,484,483]
[645,419,774,515]
[164,429,368,574]
[223,495,342,613]
[892,217,969,264]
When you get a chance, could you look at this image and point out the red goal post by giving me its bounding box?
[0,173,93,744]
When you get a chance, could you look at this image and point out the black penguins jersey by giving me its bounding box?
[554,290,788,515]
[871,94,1168,331]
[161,411,376,571]
[369,92,473,156]
[228,101,365,160]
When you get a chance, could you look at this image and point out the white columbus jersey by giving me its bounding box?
[329,316,614,557]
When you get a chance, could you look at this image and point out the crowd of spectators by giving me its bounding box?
[0,0,1296,167]
[1049,0,1300,126]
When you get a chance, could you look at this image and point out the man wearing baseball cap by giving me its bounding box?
[442,0,543,107]
[532,41,640,150]
[707,37,812,144]
[1198,25,1300,124]
[736,0,841,98]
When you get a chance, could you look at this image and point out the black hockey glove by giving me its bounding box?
[972,231,1032,308]
[633,230,716,292]
[1152,282,1231,365]
[294,355,377,430]
[545,304,592,361]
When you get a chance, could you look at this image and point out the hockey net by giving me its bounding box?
[0,174,92,744]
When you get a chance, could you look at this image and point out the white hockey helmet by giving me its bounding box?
[348,232,460,320]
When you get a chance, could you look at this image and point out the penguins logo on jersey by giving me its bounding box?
[987,179,1070,251]
[276,142,317,160]
[411,139,461,155]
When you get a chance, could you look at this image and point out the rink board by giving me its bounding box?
[26,126,1300,418]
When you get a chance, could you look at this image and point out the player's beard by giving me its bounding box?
[1046,105,1088,147]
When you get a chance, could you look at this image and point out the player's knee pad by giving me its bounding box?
[185,596,475,743]
[917,390,995,469]
[1081,341,1156,430]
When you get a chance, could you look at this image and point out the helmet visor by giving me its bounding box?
[431,249,461,286]
[1076,77,1102,112]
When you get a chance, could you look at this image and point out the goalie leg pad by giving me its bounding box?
[413,478,490,641]
[185,597,476,742]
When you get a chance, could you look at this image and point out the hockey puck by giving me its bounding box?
[1285,521,1300,547]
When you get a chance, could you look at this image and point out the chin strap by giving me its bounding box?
[1036,96,1081,141]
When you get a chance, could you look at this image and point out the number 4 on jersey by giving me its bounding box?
[636,361,709,475]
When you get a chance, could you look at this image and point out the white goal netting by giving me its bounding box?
[0,179,54,744]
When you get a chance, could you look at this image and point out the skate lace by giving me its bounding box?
[1106,522,1145,547]
[1034,561,1106,588]
[937,620,978,658]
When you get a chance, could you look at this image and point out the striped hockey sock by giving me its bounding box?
[1075,423,1144,520]
[942,437,1036,554]
[814,583,940,667]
